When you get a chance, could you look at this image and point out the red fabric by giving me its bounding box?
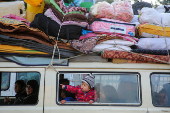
[101,50,170,64]
[66,85,97,102]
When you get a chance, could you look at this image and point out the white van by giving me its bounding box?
[0,56,170,113]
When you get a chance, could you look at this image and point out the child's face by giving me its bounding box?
[14,83,22,93]
[81,82,90,92]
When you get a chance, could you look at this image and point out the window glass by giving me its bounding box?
[57,72,141,105]
[1,73,10,91]
[17,72,40,84]
[151,73,170,107]
[94,74,140,104]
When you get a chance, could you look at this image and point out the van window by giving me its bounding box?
[1,73,10,91]
[151,73,170,107]
[0,72,40,105]
[57,72,141,105]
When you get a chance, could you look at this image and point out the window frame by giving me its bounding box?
[56,71,142,106]
[150,72,170,107]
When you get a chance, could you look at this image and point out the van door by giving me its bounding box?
[0,68,45,113]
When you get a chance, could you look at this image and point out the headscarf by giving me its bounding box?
[27,80,39,94]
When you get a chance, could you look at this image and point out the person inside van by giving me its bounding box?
[59,89,75,104]
[100,85,119,103]
[60,75,97,104]
[157,89,168,106]
[21,80,39,104]
[4,80,27,105]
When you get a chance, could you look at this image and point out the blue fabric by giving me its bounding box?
[2,56,68,66]
[59,97,75,101]
[82,29,93,35]
[63,97,75,101]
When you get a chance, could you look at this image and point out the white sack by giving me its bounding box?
[92,44,131,52]
[0,1,26,18]
[156,5,166,13]
[161,13,170,27]
[138,7,162,26]
[130,15,139,23]
[156,5,170,13]
[137,38,170,50]
[100,39,135,46]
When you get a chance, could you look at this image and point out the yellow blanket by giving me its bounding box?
[0,44,49,55]
[136,24,170,37]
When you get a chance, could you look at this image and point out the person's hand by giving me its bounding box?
[60,84,65,89]
[89,100,93,104]
[4,96,10,103]
[61,100,66,104]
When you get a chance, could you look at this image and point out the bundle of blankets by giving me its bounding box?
[0,0,169,65]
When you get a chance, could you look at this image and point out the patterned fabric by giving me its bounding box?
[132,49,170,55]
[44,8,88,27]
[90,18,136,37]
[97,35,138,44]
[88,1,115,21]
[70,37,99,54]
[2,14,30,26]
[54,0,68,14]
[44,4,88,23]
[101,50,170,64]
[65,85,97,102]
[0,17,23,24]
[54,0,87,14]
[67,7,87,15]
[112,1,134,23]
[79,33,97,40]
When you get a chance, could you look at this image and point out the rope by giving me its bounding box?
[161,25,170,64]
[48,13,66,68]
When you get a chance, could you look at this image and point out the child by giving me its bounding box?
[4,80,27,105]
[59,89,75,104]
[60,75,97,104]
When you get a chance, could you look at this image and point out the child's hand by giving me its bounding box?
[61,100,66,104]
[60,84,65,89]
[4,96,10,103]
[89,100,94,104]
